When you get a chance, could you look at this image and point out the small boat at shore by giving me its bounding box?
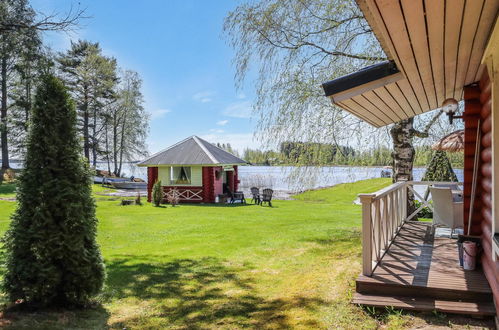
[93,176,128,184]
[380,166,392,178]
[110,181,147,190]
[94,176,146,189]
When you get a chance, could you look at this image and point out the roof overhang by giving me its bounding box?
[137,163,247,167]
[322,61,403,103]
[322,0,499,127]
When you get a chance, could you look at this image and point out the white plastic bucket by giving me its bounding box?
[463,241,477,270]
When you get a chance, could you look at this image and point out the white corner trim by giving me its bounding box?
[193,136,218,164]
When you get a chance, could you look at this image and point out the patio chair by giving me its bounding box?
[434,183,463,202]
[429,187,463,237]
[227,188,246,204]
[250,187,260,204]
[424,183,463,202]
[260,188,273,207]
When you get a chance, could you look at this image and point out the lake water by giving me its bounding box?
[117,163,464,199]
[116,164,463,187]
[7,160,464,199]
[237,166,463,199]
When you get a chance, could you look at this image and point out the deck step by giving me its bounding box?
[356,274,493,302]
[353,293,496,316]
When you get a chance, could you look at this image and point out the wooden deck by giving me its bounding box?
[354,221,495,316]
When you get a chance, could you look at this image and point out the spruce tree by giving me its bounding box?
[422,150,458,182]
[2,75,105,307]
[152,180,163,207]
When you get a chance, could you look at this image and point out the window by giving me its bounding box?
[173,166,191,184]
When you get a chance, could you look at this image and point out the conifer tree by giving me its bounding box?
[2,75,105,307]
[152,180,163,207]
[422,150,458,182]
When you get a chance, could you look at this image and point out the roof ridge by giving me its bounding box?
[138,135,194,165]
[198,136,235,154]
[193,136,218,164]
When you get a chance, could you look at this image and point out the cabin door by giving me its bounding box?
[222,170,228,193]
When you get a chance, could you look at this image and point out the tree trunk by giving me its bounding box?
[390,118,415,182]
[112,111,119,176]
[104,120,111,174]
[390,118,416,217]
[1,54,9,169]
[83,85,90,161]
[92,105,97,168]
[117,113,126,177]
[24,65,31,131]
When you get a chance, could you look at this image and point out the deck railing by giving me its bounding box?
[359,181,463,276]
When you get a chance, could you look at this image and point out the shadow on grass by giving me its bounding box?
[104,255,326,328]
[0,304,110,329]
[185,202,255,208]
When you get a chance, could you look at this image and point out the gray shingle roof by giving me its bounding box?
[138,136,247,166]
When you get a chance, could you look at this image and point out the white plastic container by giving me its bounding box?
[463,241,477,270]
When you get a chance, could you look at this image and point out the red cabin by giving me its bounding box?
[138,136,247,203]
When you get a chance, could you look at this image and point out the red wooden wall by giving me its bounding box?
[202,167,215,203]
[464,70,498,314]
[147,167,158,202]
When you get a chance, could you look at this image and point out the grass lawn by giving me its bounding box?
[0,179,494,329]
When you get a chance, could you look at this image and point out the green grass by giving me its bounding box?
[0,179,493,329]
[0,182,16,199]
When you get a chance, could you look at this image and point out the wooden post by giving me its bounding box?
[401,182,408,222]
[359,193,375,276]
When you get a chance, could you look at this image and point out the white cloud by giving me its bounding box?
[237,92,246,99]
[223,101,253,119]
[199,132,257,153]
[216,120,229,126]
[149,108,171,119]
[209,129,225,133]
[193,91,215,103]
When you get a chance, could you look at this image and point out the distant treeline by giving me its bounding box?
[237,142,463,168]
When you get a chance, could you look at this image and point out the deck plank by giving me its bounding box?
[368,221,491,293]
[353,293,495,316]
[355,221,494,315]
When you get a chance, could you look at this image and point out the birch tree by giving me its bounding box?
[108,70,149,176]
[224,0,385,150]
[224,0,458,185]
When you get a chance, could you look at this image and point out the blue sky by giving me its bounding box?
[31,0,257,154]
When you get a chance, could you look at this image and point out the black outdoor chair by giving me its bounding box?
[260,188,273,207]
[227,188,246,204]
[250,187,260,204]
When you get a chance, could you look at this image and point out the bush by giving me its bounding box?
[414,200,433,218]
[2,75,105,307]
[1,168,16,182]
[166,188,180,207]
[152,180,163,207]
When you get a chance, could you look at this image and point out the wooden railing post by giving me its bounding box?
[401,182,408,221]
[359,193,375,276]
